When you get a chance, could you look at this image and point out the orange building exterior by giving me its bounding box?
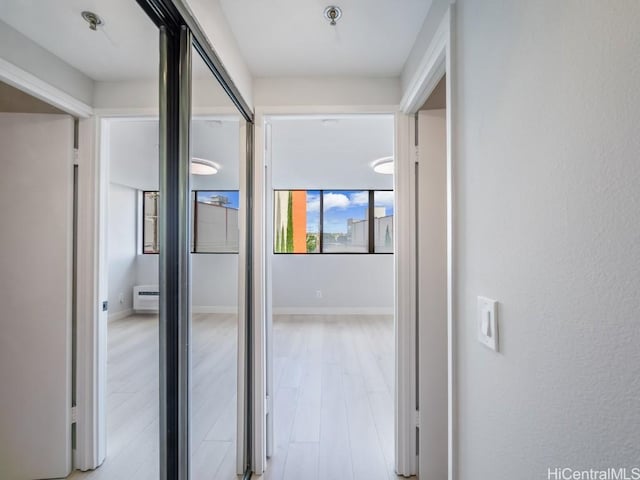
[292,190,307,253]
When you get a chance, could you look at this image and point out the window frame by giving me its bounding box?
[142,189,240,254]
[142,190,160,255]
[273,189,394,255]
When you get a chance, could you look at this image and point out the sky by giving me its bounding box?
[306,190,395,234]
[197,190,240,209]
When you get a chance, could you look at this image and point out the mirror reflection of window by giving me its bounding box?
[194,190,240,253]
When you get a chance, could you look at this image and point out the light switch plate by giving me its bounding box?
[477,296,498,352]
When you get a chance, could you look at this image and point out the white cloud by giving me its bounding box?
[349,191,369,206]
[374,191,394,207]
[305,191,394,212]
[323,192,350,210]
[307,193,320,212]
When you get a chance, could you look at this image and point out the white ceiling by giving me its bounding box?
[0,0,159,81]
[219,0,432,77]
[0,0,431,81]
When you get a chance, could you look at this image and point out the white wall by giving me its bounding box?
[270,116,395,313]
[272,255,393,314]
[107,183,138,318]
[255,76,400,107]
[0,19,93,106]
[136,254,239,312]
[93,75,238,111]
[452,1,640,477]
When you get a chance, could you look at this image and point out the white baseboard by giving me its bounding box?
[109,306,238,320]
[192,306,238,314]
[108,308,133,322]
[272,306,394,316]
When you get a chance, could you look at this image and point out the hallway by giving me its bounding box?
[68,314,399,480]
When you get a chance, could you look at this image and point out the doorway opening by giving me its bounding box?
[0,81,77,480]
[263,114,397,479]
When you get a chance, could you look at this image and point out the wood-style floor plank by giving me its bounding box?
[68,313,238,480]
[69,314,407,480]
[264,314,409,480]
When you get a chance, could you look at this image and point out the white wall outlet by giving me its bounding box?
[315,290,323,299]
[477,296,498,352]
[119,292,124,304]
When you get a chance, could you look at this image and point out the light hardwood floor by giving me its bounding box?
[68,313,238,480]
[265,314,399,480]
[68,314,399,480]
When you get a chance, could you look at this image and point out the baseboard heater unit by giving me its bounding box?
[133,285,159,313]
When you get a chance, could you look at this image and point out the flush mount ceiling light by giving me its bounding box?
[323,6,342,26]
[191,158,219,175]
[372,156,394,175]
[81,11,104,31]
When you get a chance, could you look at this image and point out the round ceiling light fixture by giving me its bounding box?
[81,11,104,31]
[323,6,342,26]
[372,156,394,175]
[191,158,219,175]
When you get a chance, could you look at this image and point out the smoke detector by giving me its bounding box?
[323,6,342,26]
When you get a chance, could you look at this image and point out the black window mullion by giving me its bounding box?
[192,191,198,254]
[368,190,375,254]
[319,190,324,253]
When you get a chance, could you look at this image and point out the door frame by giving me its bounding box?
[75,106,250,473]
[398,5,456,480]
[251,104,401,475]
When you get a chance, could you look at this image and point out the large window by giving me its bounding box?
[274,190,394,254]
[143,190,239,254]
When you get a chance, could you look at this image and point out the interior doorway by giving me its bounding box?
[0,82,76,480]
[261,114,397,479]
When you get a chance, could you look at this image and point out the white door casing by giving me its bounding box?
[399,6,455,479]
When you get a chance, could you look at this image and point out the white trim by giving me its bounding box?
[252,111,268,474]
[264,120,274,461]
[394,112,418,476]
[92,106,239,118]
[446,9,457,479]
[236,120,249,475]
[75,116,107,472]
[272,307,394,316]
[399,12,448,114]
[108,309,134,322]
[191,306,239,314]
[256,104,399,115]
[0,58,93,118]
[398,7,457,480]
[109,305,238,322]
